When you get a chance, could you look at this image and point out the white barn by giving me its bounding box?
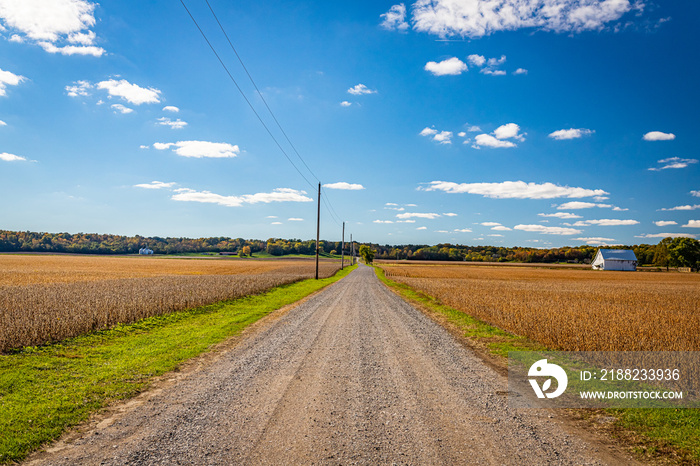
[591,249,637,271]
[138,247,154,255]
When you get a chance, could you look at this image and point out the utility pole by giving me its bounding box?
[315,182,321,280]
[341,221,345,270]
[350,234,354,265]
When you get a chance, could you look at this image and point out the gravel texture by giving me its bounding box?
[26,264,637,465]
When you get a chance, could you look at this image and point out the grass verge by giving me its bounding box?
[373,265,700,465]
[0,265,356,464]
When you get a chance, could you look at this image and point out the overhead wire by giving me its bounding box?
[179,0,316,191]
[182,0,347,232]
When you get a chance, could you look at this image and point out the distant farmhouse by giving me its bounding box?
[591,249,637,271]
[138,247,154,255]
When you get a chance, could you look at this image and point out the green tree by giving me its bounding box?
[653,237,672,270]
[359,244,375,264]
[668,237,700,269]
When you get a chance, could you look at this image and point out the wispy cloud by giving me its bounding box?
[323,182,365,190]
[514,224,582,235]
[0,67,25,96]
[573,219,639,226]
[556,201,612,210]
[422,181,608,199]
[538,212,582,219]
[659,204,700,211]
[648,157,698,171]
[574,237,616,245]
[0,152,26,162]
[636,233,696,239]
[548,128,594,140]
[153,140,239,158]
[111,103,133,114]
[134,181,176,190]
[157,117,188,129]
[172,188,312,207]
[347,84,376,95]
[396,212,440,219]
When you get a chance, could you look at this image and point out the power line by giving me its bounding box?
[179,0,316,191]
[204,0,320,185]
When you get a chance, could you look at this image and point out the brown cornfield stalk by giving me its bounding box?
[381,264,700,352]
[0,256,339,352]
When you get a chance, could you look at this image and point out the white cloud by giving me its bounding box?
[492,225,512,231]
[397,219,415,223]
[636,233,696,239]
[548,128,594,140]
[473,134,516,148]
[482,69,506,76]
[573,219,640,226]
[443,212,457,216]
[423,180,608,199]
[538,212,582,219]
[648,157,698,171]
[0,67,24,96]
[513,68,528,75]
[380,3,409,31]
[574,237,616,245]
[0,152,26,161]
[420,126,452,144]
[172,187,312,207]
[416,226,427,230]
[682,220,700,228]
[347,84,376,95]
[162,106,179,113]
[435,230,449,233]
[457,131,467,137]
[433,130,453,144]
[557,201,612,209]
[374,220,394,224]
[488,234,504,237]
[409,0,641,38]
[612,206,628,211]
[659,204,700,211]
[0,120,6,126]
[9,34,23,43]
[467,54,485,67]
[454,228,472,232]
[467,125,481,132]
[0,0,105,56]
[139,145,149,149]
[97,79,161,105]
[481,55,506,75]
[271,222,282,225]
[643,131,675,141]
[396,212,440,219]
[514,224,582,235]
[111,103,133,114]
[691,190,700,197]
[65,80,91,97]
[425,57,467,76]
[340,101,352,107]
[37,41,103,56]
[266,215,278,219]
[134,181,176,190]
[493,123,523,141]
[288,217,304,221]
[654,221,677,227]
[323,181,365,190]
[157,117,188,129]
[385,202,398,206]
[153,140,239,158]
[480,222,501,226]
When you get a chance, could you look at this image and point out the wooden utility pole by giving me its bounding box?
[341,221,345,270]
[315,182,321,280]
[350,234,354,265]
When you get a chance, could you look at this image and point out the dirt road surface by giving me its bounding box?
[27,264,637,465]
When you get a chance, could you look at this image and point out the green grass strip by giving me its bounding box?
[0,265,356,464]
[374,265,700,464]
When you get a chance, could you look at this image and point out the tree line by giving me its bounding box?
[0,230,697,269]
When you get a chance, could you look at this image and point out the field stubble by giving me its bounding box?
[0,255,341,352]
[381,264,700,351]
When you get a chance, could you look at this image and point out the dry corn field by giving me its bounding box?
[0,255,341,352]
[380,264,700,351]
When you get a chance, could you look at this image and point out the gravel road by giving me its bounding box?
[27,264,636,465]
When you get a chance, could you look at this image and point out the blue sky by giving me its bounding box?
[0,0,698,247]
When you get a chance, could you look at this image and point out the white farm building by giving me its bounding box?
[591,249,637,271]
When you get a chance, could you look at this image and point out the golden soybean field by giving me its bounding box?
[0,255,341,352]
[380,264,700,351]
